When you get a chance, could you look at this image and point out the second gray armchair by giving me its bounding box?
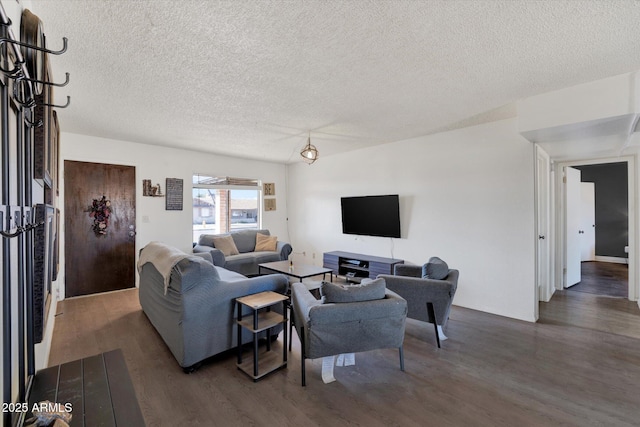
[379,258,458,348]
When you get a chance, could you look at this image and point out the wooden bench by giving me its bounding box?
[27,349,145,426]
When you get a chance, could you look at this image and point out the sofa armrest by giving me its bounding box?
[193,245,226,266]
[191,252,213,264]
[276,241,293,261]
[291,282,323,326]
[204,274,289,301]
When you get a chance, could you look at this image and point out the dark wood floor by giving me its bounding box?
[49,287,640,426]
[566,261,628,298]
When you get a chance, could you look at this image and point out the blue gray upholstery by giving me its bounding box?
[138,244,289,369]
[291,281,407,385]
[193,229,292,276]
[422,256,449,280]
[379,263,458,346]
[322,278,386,303]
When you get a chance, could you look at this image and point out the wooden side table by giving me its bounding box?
[236,291,288,381]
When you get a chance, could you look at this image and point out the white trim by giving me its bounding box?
[594,256,628,264]
[535,145,553,310]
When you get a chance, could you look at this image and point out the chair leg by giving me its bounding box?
[426,302,440,348]
[399,346,405,372]
[301,329,306,386]
[289,304,293,351]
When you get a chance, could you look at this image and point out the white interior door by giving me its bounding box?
[536,148,550,302]
[565,167,581,287]
[580,182,596,261]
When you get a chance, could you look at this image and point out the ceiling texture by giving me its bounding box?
[27,0,640,164]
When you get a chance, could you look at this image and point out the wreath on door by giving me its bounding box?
[86,196,112,236]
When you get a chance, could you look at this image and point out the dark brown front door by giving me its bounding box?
[64,161,136,297]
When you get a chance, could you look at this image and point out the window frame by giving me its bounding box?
[192,175,263,242]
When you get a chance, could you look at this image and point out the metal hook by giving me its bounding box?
[12,78,36,108]
[0,227,22,238]
[25,117,43,128]
[18,72,70,87]
[0,221,43,238]
[0,59,23,77]
[0,36,68,55]
[23,221,44,232]
[39,96,70,109]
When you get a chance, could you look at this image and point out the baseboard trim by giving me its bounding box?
[593,256,628,264]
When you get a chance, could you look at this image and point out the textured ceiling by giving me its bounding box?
[27,0,640,163]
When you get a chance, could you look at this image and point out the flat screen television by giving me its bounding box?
[341,194,401,238]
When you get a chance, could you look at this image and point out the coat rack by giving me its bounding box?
[0,6,69,425]
[0,15,71,110]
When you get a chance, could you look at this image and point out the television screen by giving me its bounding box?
[341,195,401,238]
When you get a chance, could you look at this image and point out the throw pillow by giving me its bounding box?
[322,278,386,303]
[211,235,239,257]
[255,232,277,251]
[422,257,449,280]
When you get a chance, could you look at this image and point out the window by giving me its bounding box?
[192,175,261,243]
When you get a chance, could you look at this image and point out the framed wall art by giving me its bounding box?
[166,178,183,210]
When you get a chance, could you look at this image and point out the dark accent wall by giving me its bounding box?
[575,162,628,258]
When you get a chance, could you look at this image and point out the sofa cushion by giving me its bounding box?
[212,235,239,256]
[232,229,269,253]
[322,278,386,303]
[422,257,449,280]
[255,233,277,251]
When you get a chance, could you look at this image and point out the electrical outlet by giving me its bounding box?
[312,253,316,259]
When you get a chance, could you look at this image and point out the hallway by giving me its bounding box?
[566,261,628,298]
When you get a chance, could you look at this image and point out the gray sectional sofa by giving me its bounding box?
[138,242,289,370]
[193,229,292,276]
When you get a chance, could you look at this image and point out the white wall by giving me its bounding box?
[56,132,289,296]
[287,118,537,322]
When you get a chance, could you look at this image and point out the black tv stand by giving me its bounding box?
[323,251,404,282]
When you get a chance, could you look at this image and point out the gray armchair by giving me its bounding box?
[291,281,407,386]
[379,262,458,348]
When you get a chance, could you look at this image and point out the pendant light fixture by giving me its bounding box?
[300,133,319,164]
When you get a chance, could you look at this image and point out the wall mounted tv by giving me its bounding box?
[341,194,401,238]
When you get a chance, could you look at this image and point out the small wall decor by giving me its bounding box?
[263,183,276,196]
[143,179,164,197]
[166,178,184,210]
[264,198,276,211]
[86,195,112,236]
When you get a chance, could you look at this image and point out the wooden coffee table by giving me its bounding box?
[258,260,333,283]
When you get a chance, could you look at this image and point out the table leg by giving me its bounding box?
[236,301,242,364]
[253,309,259,377]
[266,306,271,352]
[283,300,288,362]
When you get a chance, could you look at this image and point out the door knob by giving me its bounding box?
[129,230,136,237]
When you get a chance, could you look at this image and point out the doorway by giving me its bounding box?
[64,161,136,297]
[556,159,634,300]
